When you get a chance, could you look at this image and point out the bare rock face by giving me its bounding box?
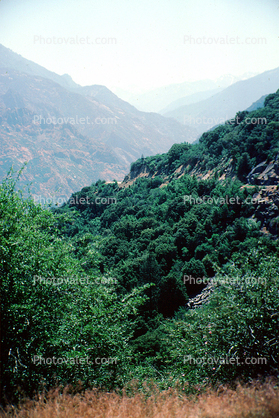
[187,283,216,309]
[247,157,279,185]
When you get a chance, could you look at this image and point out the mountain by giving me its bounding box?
[113,73,257,113]
[0,45,198,198]
[163,68,279,134]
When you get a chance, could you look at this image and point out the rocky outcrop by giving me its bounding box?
[247,157,279,185]
[251,186,279,235]
[187,283,216,309]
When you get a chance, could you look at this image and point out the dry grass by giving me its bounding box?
[1,380,279,418]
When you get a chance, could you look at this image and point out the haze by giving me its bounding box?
[0,0,278,94]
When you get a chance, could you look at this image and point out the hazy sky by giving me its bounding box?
[0,0,278,93]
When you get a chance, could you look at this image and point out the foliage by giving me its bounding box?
[56,173,263,321]
[0,170,148,403]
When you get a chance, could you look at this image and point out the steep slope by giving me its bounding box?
[164,68,279,134]
[125,90,279,184]
[120,90,279,234]
[71,83,198,153]
[0,99,124,199]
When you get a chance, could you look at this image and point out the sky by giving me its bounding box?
[0,0,279,93]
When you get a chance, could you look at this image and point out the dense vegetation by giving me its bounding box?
[1,90,279,406]
[59,175,271,320]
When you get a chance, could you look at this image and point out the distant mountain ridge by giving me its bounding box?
[113,73,258,113]
[163,68,279,134]
[0,44,198,198]
[159,88,223,114]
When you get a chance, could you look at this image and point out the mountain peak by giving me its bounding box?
[0,43,79,90]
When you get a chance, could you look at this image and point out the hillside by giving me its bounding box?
[125,90,279,183]
[55,89,279,307]
[163,67,279,134]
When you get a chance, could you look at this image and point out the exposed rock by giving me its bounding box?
[187,283,216,309]
[251,186,279,235]
[247,157,279,185]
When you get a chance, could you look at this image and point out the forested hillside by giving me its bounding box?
[1,90,279,408]
[130,89,279,181]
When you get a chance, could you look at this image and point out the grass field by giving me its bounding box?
[1,380,279,418]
